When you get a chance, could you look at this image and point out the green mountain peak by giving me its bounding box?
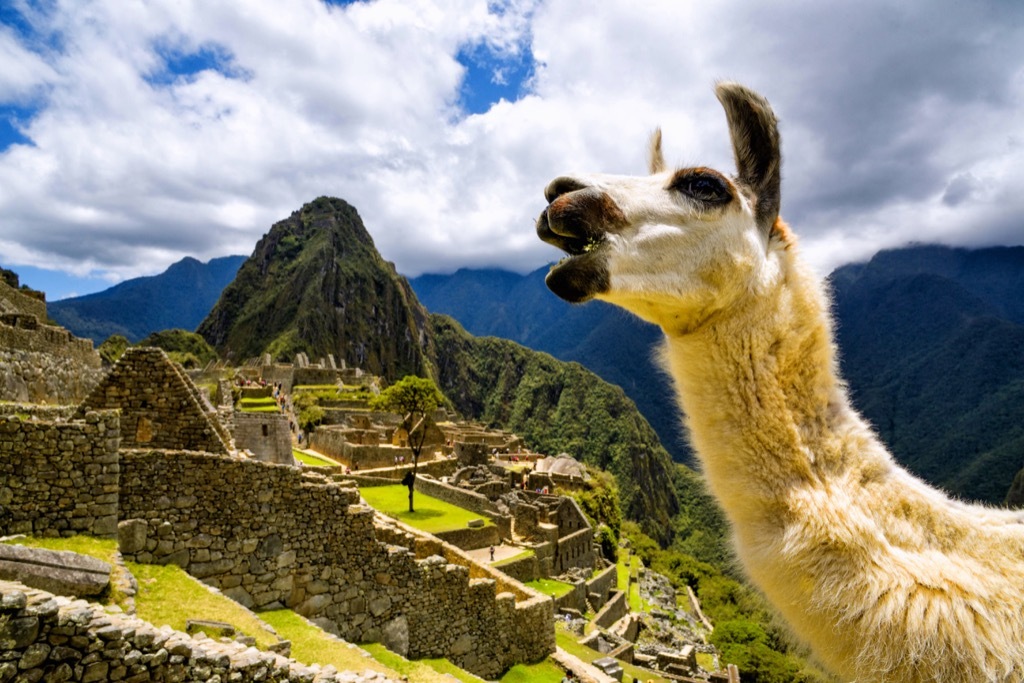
[198,196,434,378]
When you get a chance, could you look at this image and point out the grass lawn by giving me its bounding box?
[696,652,717,671]
[239,397,280,413]
[616,549,631,592]
[524,578,574,599]
[358,485,493,535]
[625,554,650,613]
[500,660,567,682]
[260,610,401,679]
[128,562,280,650]
[293,448,340,467]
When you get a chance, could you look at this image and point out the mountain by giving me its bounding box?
[48,255,245,344]
[199,197,680,541]
[412,268,689,463]
[198,197,436,379]
[829,245,1024,505]
[415,244,1024,506]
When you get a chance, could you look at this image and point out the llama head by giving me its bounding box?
[536,82,787,332]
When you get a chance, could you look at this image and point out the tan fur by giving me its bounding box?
[536,84,1024,682]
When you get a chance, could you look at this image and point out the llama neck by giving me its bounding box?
[662,256,845,526]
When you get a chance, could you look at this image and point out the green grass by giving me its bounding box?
[500,660,566,683]
[239,397,280,413]
[358,485,494,534]
[293,448,340,467]
[128,561,280,650]
[696,652,717,672]
[621,553,650,613]
[361,643,485,683]
[616,549,631,592]
[524,578,574,599]
[293,384,340,391]
[260,610,401,679]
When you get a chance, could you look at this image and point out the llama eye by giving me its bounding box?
[673,174,731,204]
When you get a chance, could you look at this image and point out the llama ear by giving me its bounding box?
[648,128,666,174]
[715,82,781,234]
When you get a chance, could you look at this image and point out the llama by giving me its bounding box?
[535,82,1024,682]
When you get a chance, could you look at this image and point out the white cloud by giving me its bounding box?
[0,0,1022,290]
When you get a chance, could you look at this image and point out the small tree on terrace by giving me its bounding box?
[368,375,444,512]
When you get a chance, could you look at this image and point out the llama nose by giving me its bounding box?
[544,176,589,203]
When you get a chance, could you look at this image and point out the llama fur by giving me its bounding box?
[536,82,1024,682]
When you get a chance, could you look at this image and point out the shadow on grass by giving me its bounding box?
[397,509,446,521]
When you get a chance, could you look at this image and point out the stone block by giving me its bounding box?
[0,545,110,598]
[118,519,148,555]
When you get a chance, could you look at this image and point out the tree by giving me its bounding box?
[368,375,444,512]
[98,335,130,366]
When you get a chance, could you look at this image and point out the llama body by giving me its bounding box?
[536,83,1024,682]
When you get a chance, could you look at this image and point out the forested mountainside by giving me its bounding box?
[830,245,1024,505]
[412,269,687,463]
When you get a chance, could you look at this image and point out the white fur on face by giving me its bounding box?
[564,170,773,331]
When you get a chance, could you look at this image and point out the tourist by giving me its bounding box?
[489,546,495,562]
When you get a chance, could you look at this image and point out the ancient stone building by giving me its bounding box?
[74,347,230,453]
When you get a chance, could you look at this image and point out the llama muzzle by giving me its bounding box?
[536,182,620,303]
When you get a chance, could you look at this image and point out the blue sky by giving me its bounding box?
[1,0,1022,301]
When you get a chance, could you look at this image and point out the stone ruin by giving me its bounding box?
[74,347,230,454]
[0,276,104,404]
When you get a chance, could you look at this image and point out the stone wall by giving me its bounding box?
[0,278,46,320]
[592,590,628,629]
[0,579,399,683]
[433,524,500,551]
[0,346,104,405]
[293,367,368,387]
[0,279,104,405]
[554,528,595,574]
[554,581,588,614]
[586,564,618,610]
[327,458,457,481]
[234,412,294,465]
[117,450,553,678]
[0,409,120,538]
[309,427,411,468]
[493,553,539,584]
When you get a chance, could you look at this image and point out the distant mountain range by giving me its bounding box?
[48,255,245,343]
[40,213,1024,506]
[829,245,1024,505]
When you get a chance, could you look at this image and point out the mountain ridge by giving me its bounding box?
[48,255,245,344]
